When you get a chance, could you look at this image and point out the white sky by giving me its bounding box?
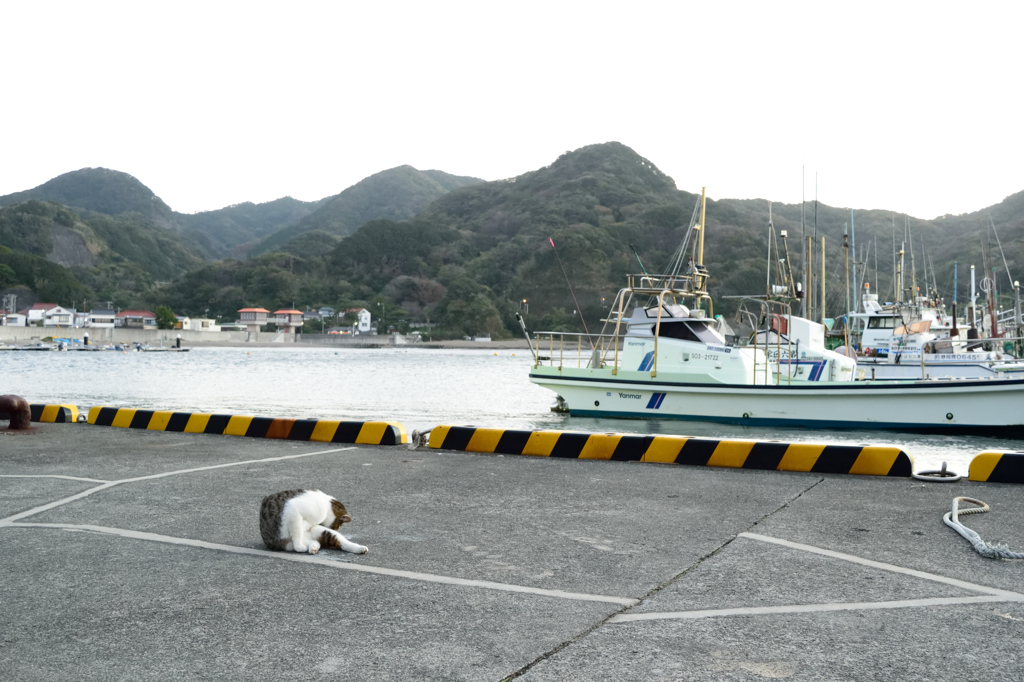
[2,1,1021,218]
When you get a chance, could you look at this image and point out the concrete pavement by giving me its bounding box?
[1,424,1021,680]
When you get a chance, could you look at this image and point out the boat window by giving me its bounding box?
[657,320,723,344]
[867,317,896,329]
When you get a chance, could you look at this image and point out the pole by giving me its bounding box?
[801,167,807,318]
[820,236,826,325]
[844,227,850,350]
[549,237,594,349]
[951,262,959,337]
[806,236,814,320]
[850,209,857,313]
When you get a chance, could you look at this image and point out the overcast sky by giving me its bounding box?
[2,2,1021,219]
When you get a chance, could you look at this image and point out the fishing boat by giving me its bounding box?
[851,291,1024,380]
[527,189,1024,435]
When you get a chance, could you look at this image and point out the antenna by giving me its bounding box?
[549,237,594,349]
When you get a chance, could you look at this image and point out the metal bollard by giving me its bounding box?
[0,394,31,430]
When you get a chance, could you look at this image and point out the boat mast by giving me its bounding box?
[850,209,857,314]
[951,262,958,337]
[801,167,807,318]
[844,226,850,350]
[820,235,826,325]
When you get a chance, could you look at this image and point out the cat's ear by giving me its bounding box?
[330,498,349,521]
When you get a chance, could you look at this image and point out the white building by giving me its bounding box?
[43,306,75,327]
[3,312,27,326]
[88,309,116,328]
[343,308,372,333]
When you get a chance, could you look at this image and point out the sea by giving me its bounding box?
[2,345,1016,475]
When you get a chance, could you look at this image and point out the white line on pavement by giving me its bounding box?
[0,447,356,525]
[609,595,1013,623]
[10,521,639,607]
[739,532,1023,599]
[0,474,110,483]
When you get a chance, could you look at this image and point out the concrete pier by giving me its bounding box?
[2,424,1022,680]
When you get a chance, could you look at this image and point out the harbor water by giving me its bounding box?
[2,346,1016,474]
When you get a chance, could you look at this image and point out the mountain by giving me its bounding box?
[0,168,179,229]
[0,199,203,310]
[176,196,324,259]
[251,165,483,256]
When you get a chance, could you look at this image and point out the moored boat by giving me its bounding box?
[527,189,1024,435]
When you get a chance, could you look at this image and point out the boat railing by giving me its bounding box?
[531,332,622,370]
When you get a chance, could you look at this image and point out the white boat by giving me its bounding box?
[850,292,1024,380]
[527,190,1024,435]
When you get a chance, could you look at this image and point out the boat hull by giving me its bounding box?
[529,366,1024,435]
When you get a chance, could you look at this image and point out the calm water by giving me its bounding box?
[2,346,1016,474]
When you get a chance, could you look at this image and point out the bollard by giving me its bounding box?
[0,394,31,430]
[176,333,181,349]
[84,331,90,346]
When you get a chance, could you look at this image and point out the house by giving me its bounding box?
[3,312,27,326]
[343,308,372,334]
[317,306,336,319]
[25,303,59,326]
[271,309,304,333]
[177,316,220,332]
[115,310,157,329]
[193,317,220,332]
[88,309,116,328]
[43,306,75,327]
[237,307,270,334]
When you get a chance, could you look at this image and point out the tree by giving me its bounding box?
[155,305,177,329]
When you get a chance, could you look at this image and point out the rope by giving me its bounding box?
[943,497,1024,560]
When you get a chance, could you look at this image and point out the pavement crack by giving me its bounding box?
[499,476,825,681]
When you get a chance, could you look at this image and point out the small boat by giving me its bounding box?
[528,189,1024,435]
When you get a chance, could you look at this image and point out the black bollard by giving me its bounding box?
[176,334,181,349]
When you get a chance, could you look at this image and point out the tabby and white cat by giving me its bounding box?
[259,489,368,555]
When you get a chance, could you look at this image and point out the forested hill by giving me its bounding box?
[2,143,1021,339]
[250,166,484,256]
[0,168,178,229]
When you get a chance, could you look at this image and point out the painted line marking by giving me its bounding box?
[8,521,638,607]
[739,532,1022,598]
[609,596,1012,623]
[0,447,356,526]
[607,532,1024,624]
[0,474,110,483]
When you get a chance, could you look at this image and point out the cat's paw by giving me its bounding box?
[307,540,321,554]
[293,543,308,553]
[352,544,368,554]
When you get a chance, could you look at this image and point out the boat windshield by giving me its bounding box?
[867,317,897,329]
[657,319,724,344]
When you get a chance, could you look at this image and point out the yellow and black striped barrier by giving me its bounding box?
[427,426,913,477]
[30,404,79,423]
[969,452,1024,484]
[86,407,407,445]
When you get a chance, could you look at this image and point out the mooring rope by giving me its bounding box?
[943,497,1024,560]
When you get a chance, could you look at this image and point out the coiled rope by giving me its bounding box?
[943,497,1024,560]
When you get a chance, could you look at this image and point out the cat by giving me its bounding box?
[259,489,368,555]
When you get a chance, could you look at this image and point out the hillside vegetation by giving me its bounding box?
[251,166,483,256]
[2,144,1021,340]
